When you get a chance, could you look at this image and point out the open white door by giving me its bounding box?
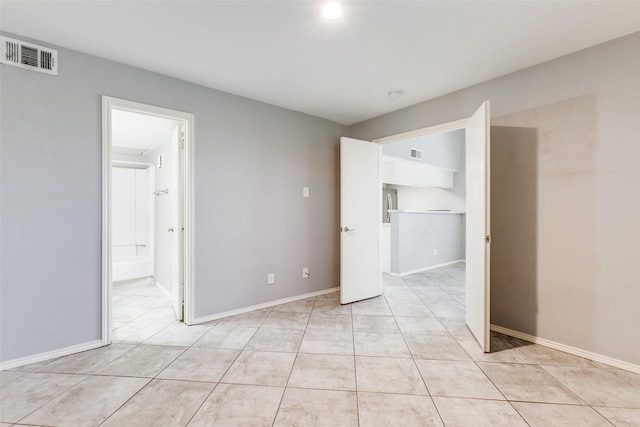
[172,124,185,321]
[465,101,491,352]
[340,137,381,304]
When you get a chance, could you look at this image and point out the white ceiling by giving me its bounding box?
[2,1,640,125]
[112,109,179,152]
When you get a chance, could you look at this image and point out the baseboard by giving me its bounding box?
[491,324,640,374]
[154,280,182,319]
[190,287,340,325]
[154,280,173,301]
[0,340,103,371]
[390,259,465,277]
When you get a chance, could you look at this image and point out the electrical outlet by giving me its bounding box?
[267,273,275,285]
[302,267,310,279]
[303,187,309,198]
[433,248,437,255]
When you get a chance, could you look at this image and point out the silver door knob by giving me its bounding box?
[342,226,356,232]
[168,227,174,232]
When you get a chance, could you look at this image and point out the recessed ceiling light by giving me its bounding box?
[322,2,343,19]
[388,90,404,99]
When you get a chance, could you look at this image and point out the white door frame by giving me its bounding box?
[101,96,196,345]
[374,118,468,145]
[373,114,489,348]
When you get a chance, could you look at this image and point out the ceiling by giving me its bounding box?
[2,1,640,125]
[112,109,179,152]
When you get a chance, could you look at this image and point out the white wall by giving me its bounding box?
[389,181,465,213]
[149,124,180,303]
[385,161,465,212]
[112,167,137,251]
[112,165,154,281]
[383,130,466,213]
[112,167,151,259]
[350,32,640,366]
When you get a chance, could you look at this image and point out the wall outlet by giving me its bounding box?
[303,187,309,198]
[433,248,437,255]
[302,267,310,279]
[267,273,275,285]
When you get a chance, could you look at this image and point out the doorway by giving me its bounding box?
[101,96,195,345]
[378,126,467,338]
[340,101,490,351]
[379,127,466,276]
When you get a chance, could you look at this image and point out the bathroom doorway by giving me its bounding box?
[101,96,195,345]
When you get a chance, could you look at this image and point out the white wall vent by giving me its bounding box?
[1,36,58,75]
[410,148,422,160]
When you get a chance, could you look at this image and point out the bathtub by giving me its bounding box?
[113,245,153,282]
[113,256,153,282]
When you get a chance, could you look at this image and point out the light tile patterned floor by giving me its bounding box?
[2,263,640,426]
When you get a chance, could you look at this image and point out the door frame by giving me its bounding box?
[101,96,196,345]
[374,118,468,145]
[372,113,489,350]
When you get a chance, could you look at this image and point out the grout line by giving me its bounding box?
[11,263,635,425]
[535,364,591,407]
[392,275,446,427]
[349,300,361,427]
[270,296,319,426]
[590,406,626,427]
[96,377,154,426]
[11,373,89,426]
[186,309,268,426]
[181,382,218,427]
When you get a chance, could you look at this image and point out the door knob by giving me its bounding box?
[168,227,174,233]
[341,226,356,232]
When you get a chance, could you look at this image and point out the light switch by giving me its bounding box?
[303,187,309,198]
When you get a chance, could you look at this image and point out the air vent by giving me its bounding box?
[41,50,54,71]
[410,148,422,160]
[21,45,38,67]
[1,36,58,75]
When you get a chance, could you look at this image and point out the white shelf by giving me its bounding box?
[388,210,465,214]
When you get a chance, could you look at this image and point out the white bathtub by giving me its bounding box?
[113,255,153,282]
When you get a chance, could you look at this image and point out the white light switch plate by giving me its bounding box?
[303,187,309,198]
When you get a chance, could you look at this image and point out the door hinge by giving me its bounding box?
[181,302,185,322]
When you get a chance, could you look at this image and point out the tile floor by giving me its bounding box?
[2,263,640,426]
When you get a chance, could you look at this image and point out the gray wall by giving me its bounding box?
[350,32,640,365]
[390,212,464,275]
[0,36,345,362]
[382,129,464,171]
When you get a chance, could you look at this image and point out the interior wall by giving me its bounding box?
[0,33,345,362]
[149,124,179,303]
[382,129,464,171]
[349,32,640,365]
[111,166,154,282]
[387,173,465,212]
[111,167,150,259]
[383,130,466,213]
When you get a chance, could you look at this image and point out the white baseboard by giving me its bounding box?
[390,260,465,277]
[491,324,640,374]
[0,340,103,371]
[154,280,181,319]
[154,279,173,301]
[190,287,340,325]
